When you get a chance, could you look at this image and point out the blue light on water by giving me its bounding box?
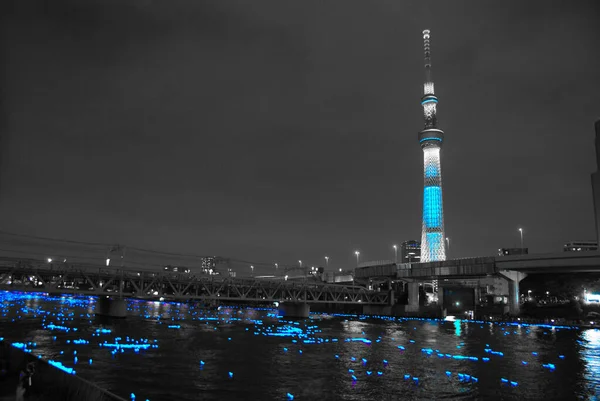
[48,360,76,375]
[454,320,461,337]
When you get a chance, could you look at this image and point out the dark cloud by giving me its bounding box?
[0,0,599,273]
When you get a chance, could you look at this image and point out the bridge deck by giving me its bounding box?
[0,257,389,305]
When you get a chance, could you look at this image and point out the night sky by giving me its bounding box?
[1,1,599,272]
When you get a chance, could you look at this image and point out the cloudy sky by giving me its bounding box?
[1,0,599,273]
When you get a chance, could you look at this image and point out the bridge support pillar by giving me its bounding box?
[498,270,527,316]
[278,302,310,319]
[96,297,127,318]
[407,281,420,312]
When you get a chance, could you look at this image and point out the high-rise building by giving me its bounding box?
[400,240,421,263]
[591,120,600,243]
[419,29,446,263]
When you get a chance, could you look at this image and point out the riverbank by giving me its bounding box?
[0,341,126,401]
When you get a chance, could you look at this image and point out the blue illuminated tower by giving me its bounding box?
[419,29,446,262]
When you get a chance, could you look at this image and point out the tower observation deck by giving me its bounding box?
[418,30,446,262]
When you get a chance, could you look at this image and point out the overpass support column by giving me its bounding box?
[408,281,419,310]
[498,270,527,316]
[388,279,395,306]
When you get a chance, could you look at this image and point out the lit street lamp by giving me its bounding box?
[519,228,524,249]
[47,258,52,263]
[325,256,329,268]
[446,237,450,250]
[355,251,360,266]
[250,265,254,276]
[106,258,111,267]
[298,260,302,268]
[393,245,398,263]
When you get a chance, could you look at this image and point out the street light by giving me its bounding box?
[446,237,450,250]
[275,263,278,270]
[339,268,342,272]
[518,228,524,249]
[325,256,329,268]
[298,260,302,268]
[250,265,254,276]
[393,245,398,263]
[106,258,110,267]
[355,251,360,266]
[47,258,52,263]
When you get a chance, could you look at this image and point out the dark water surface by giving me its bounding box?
[1,292,600,400]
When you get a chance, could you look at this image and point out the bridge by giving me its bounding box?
[0,256,390,306]
[356,252,600,315]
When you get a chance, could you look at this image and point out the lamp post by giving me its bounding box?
[250,265,254,277]
[299,260,302,268]
[325,256,329,268]
[445,237,450,252]
[355,251,360,266]
[393,245,398,263]
[519,228,524,249]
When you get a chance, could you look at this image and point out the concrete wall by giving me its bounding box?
[0,341,126,401]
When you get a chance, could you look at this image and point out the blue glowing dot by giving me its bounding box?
[228,372,233,378]
[287,393,294,400]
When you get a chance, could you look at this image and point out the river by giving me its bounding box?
[1,291,599,400]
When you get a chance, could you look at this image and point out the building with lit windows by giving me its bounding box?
[418,30,446,262]
[563,241,598,252]
[201,257,216,274]
[400,240,421,263]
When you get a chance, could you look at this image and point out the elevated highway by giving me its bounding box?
[356,252,600,315]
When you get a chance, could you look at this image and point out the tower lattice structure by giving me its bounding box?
[418,29,446,262]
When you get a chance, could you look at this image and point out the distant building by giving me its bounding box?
[401,240,421,263]
[498,248,528,256]
[201,257,216,274]
[564,241,598,252]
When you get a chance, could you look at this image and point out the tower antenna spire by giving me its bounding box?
[423,29,432,82]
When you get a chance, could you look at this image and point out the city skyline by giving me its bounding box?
[1,1,600,269]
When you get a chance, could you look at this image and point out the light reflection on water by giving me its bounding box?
[1,292,600,400]
[581,329,600,398]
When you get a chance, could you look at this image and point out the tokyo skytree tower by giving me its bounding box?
[418,29,446,262]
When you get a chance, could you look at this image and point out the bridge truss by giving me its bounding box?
[0,257,389,305]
